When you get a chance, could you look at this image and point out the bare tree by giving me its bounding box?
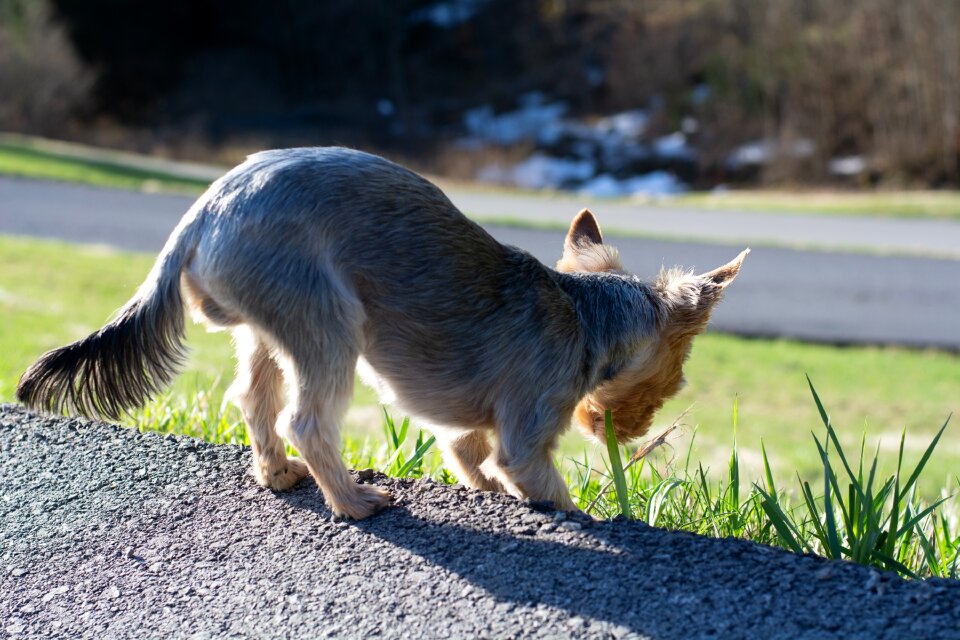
[0,0,93,134]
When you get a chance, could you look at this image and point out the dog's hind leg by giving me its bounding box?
[434,429,505,493]
[268,274,391,520]
[229,325,308,491]
[277,350,391,519]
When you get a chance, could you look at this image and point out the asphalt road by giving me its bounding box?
[4,405,960,639]
[444,187,960,259]
[2,176,959,349]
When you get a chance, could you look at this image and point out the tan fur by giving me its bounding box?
[434,429,505,493]
[575,330,692,442]
[183,271,241,329]
[574,252,749,442]
[228,326,308,490]
[556,208,624,273]
[17,148,746,519]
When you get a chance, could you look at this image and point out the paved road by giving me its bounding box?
[2,176,959,349]
[4,406,960,639]
[445,187,960,259]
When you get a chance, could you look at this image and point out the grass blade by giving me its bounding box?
[396,433,437,477]
[760,439,777,496]
[884,429,907,559]
[819,437,844,560]
[646,478,684,527]
[757,485,808,554]
[382,406,399,449]
[872,549,921,580]
[806,374,831,429]
[604,410,633,519]
[896,498,951,539]
[897,415,951,503]
[584,420,676,515]
[729,396,740,513]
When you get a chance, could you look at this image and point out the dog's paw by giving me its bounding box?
[330,483,392,520]
[254,457,309,491]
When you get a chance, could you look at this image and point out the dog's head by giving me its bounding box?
[557,209,748,443]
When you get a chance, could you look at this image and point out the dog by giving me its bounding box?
[17,147,747,519]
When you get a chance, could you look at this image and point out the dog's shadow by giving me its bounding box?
[276,479,768,638]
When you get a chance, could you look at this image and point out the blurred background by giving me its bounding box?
[1,0,958,495]
[3,0,960,190]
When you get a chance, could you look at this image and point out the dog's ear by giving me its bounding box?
[557,209,622,272]
[566,208,603,248]
[698,248,749,301]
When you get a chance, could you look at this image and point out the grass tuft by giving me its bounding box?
[583,380,957,578]
[380,407,438,478]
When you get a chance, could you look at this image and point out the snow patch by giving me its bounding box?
[691,83,712,105]
[726,140,774,169]
[594,109,650,139]
[464,95,687,195]
[577,171,687,198]
[463,93,568,145]
[726,138,814,170]
[828,156,866,176]
[653,132,695,160]
[625,171,688,197]
[510,153,595,190]
[575,174,624,198]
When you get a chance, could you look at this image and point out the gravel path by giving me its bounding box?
[3,405,960,639]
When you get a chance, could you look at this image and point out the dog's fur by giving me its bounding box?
[17,147,747,518]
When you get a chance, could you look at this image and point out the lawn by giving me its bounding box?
[668,189,960,220]
[0,142,210,194]
[2,234,956,498]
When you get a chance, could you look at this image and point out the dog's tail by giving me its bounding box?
[17,209,207,420]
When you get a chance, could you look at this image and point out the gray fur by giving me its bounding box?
[17,147,746,518]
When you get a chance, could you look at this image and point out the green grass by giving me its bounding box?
[668,189,960,220]
[0,235,231,402]
[0,143,210,194]
[653,334,960,496]
[588,388,959,579]
[3,233,956,577]
[128,385,960,579]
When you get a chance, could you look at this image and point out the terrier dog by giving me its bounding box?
[17,147,747,519]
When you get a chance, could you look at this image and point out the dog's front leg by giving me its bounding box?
[433,428,506,493]
[491,409,577,511]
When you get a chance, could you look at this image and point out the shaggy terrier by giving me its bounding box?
[18,147,747,518]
